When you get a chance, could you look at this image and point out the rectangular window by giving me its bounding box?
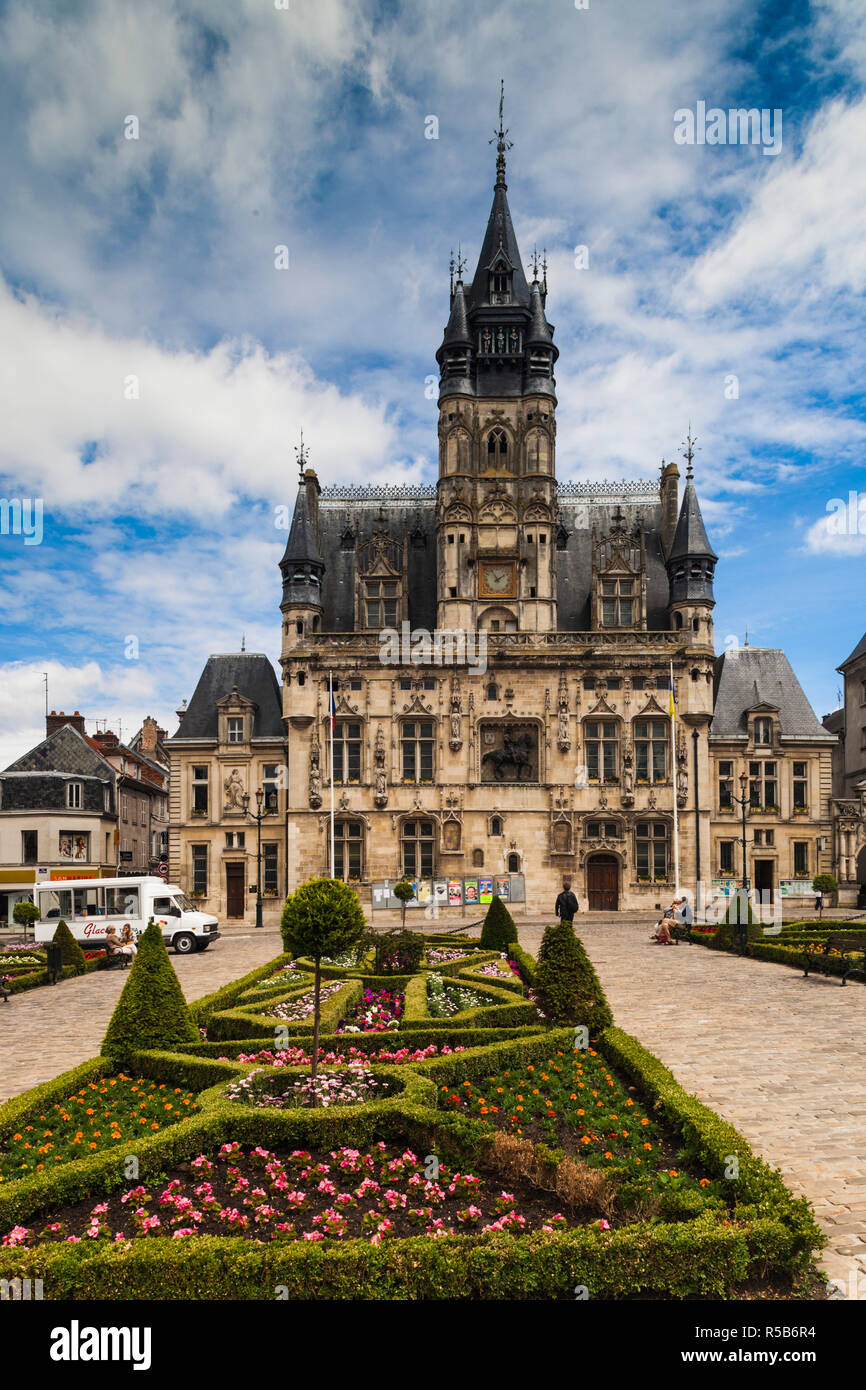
[793,842,808,875]
[749,760,777,808]
[402,721,435,783]
[225,832,246,849]
[718,760,733,809]
[59,831,89,861]
[334,722,362,784]
[754,718,772,745]
[192,766,209,814]
[21,829,38,864]
[335,822,363,881]
[364,579,399,629]
[585,822,600,838]
[793,761,808,810]
[636,823,668,879]
[228,718,244,743]
[719,841,734,873]
[192,846,208,896]
[584,721,618,782]
[599,575,634,627]
[66,782,82,809]
[121,794,129,821]
[635,720,668,782]
[402,820,435,878]
[262,764,280,811]
[263,843,279,894]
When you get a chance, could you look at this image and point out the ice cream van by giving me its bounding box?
[34,876,220,955]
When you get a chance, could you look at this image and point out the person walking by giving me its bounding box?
[555,878,579,922]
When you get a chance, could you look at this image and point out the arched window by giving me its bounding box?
[472,848,484,867]
[673,611,683,630]
[507,852,520,873]
[486,683,499,701]
[490,816,502,836]
[486,428,508,463]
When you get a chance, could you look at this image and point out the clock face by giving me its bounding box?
[480,562,516,598]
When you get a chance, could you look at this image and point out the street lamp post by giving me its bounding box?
[728,769,751,952]
[242,788,265,930]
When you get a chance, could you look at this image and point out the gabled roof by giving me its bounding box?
[839,631,866,671]
[710,648,834,740]
[668,479,717,561]
[170,653,285,741]
[2,724,115,778]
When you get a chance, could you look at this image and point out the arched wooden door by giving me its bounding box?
[587,854,619,911]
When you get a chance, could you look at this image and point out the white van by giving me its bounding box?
[35,876,220,955]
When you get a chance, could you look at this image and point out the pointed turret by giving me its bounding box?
[279,445,325,650]
[666,432,716,646]
[436,85,556,405]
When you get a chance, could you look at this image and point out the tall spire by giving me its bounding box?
[489,79,512,190]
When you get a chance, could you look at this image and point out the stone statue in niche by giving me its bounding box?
[622,742,634,805]
[374,725,388,808]
[676,727,688,807]
[309,740,322,810]
[224,768,245,811]
[450,697,462,751]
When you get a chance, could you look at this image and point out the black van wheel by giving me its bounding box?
[173,932,197,955]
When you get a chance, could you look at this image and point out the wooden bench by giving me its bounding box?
[802,933,866,986]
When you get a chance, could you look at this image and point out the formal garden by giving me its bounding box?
[0,880,824,1299]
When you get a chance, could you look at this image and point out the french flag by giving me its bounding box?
[328,680,337,729]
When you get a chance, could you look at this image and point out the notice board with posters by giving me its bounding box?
[371,875,526,913]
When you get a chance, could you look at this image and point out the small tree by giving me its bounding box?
[392,878,415,928]
[280,878,367,1097]
[812,874,838,921]
[480,894,518,951]
[535,920,613,1032]
[12,900,39,940]
[102,919,198,1063]
[52,919,87,974]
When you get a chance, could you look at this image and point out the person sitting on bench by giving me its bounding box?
[118,924,137,958]
[104,927,122,954]
[651,915,674,944]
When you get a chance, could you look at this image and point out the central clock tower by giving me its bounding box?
[434,92,559,634]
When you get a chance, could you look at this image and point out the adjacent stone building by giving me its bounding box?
[824,631,866,904]
[166,652,288,924]
[709,648,836,905]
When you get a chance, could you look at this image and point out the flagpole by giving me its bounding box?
[328,672,335,879]
[670,660,680,896]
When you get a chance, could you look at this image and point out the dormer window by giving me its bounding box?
[490,260,511,301]
[364,579,399,629]
[754,717,772,745]
[600,576,635,627]
[227,717,245,744]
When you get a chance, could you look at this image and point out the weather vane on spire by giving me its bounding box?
[456,243,466,279]
[680,424,699,480]
[529,246,541,281]
[295,429,309,483]
[489,79,512,188]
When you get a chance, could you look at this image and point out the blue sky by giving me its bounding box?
[0,0,864,764]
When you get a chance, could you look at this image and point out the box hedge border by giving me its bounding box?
[0,941,822,1298]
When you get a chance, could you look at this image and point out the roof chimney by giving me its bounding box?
[46,709,86,738]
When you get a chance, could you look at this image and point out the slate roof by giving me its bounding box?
[314,491,672,632]
[170,654,285,741]
[2,724,115,778]
[710,648,835,740]
[468,183,531,309]
[669,479,717,561]
[280,483,323,568]
[839,631,866,670]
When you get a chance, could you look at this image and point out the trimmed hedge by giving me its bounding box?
[207,979,364,1041]
[0,938,823,1299]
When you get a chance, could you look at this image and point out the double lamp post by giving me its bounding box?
[241,787,266,930]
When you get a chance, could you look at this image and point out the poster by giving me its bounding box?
[448,879,463,905]
[433,881,448,906]
[416,880,432,905]
[495,876,510,900]
[479,878,493,904]
[779,880,814,898]
[464,879,479,905]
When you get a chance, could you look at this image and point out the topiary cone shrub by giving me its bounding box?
[480,894,518,951]
[102,919,198,1063]
[280,878,367,1097]
[52,919,87,974]
[535,920,614,1032]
